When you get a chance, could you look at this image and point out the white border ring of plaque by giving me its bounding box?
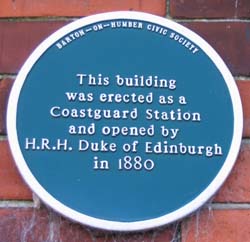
[7,11,243,231]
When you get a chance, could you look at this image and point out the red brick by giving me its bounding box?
[215,142,250,202]
[0,78,13,134]
[170,0,250,19]
[0,21,67,73]
[0,207,176,242]
[237,81,250,138]
[238,0,250,18]
[183,22,250,76]
[182,209,250,242]
[0,140,32,199]
[0,0,166,17]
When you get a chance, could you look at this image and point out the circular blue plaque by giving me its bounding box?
[7,12,243,231]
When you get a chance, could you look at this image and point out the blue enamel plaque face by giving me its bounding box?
[7,12,243,231]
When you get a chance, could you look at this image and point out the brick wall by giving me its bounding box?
[0,0,249,241]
